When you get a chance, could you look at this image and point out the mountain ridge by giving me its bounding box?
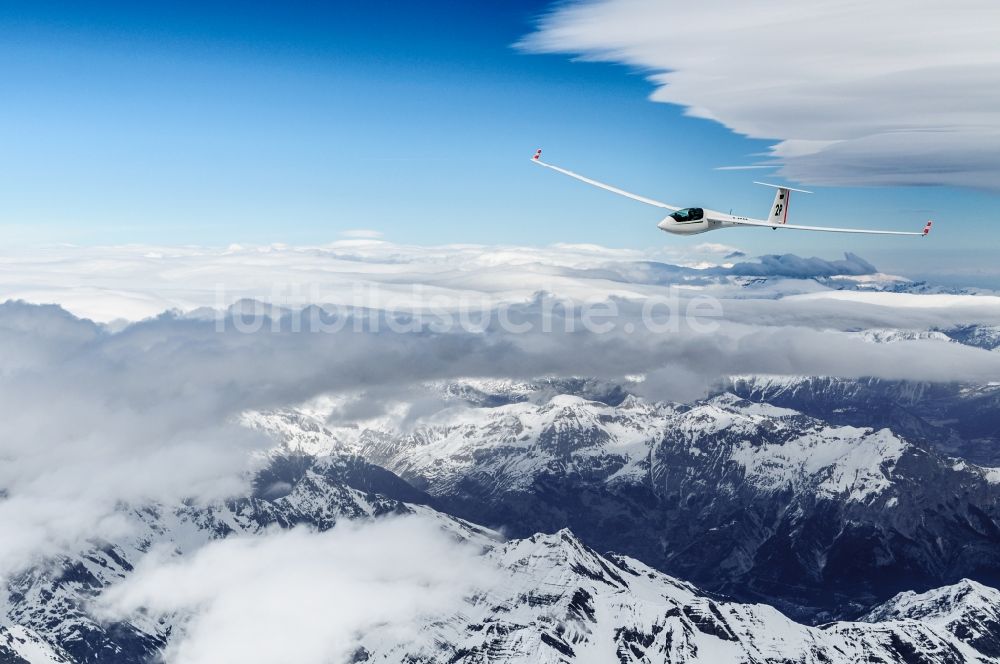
[253,386,1000,620]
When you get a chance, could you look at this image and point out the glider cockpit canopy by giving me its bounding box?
[669,208,704,222]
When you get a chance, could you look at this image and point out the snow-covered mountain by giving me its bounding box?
[3,452,998,664]
[726,374,1000,465]
[0,626,67,664]
[846,324,1000,351]
[251,387,1000,621]
[825,277,983,296]
[851,328,956,344]
[360,529,1000,663]
[864,579,1000,659]
[947,325,1000,352]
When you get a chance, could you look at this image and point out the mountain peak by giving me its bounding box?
[863,578,1000,659]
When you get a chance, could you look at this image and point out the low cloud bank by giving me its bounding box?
[98,516,495,664]
[0,302,266,579]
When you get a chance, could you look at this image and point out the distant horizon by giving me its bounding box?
[2,239,997,330]
[3,237,998,304]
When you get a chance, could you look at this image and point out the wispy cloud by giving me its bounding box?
[522,0,1000,189]
[714,165,779,171]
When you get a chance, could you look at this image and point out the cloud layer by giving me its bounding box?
[3,241,1000,580]
[0,241,717,323]
[0,241,903,323]
[523,0,1000,188]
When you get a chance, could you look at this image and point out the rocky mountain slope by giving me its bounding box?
[254,388,1000,621]
[864,579,1000,660]
[721,324,1000,465]
[361,529,1000,663]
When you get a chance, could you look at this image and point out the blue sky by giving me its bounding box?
[1,0,997,283]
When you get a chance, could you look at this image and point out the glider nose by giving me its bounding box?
[657,219,671,231]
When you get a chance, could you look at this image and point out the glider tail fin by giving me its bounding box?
[754,181,813,225]
[768,187,791,225]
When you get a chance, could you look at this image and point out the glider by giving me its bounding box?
[531,150,932,238]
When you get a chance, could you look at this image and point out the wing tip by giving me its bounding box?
[532,148,542,162]
[923,220,933,236]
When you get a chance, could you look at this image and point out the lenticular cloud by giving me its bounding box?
[523,0,1000,189]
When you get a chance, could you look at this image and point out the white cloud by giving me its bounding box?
[97,516,496,664]
[692,242,743,255]
[339,229,384,239]
[0,304,268,578]
[522,0,1000,188]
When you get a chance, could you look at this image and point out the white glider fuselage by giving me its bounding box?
[656,209,761,236]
